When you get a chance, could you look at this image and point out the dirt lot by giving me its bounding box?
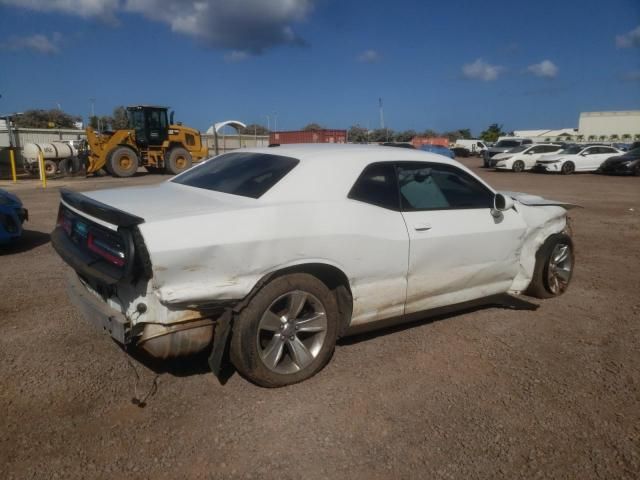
[1,159,639,479]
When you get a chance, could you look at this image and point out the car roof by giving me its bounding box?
[224,144,493,202]
[237,143,458,165]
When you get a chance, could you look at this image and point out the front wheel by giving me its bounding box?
[108,146,139,177]
[512,160,525,173]
[230,274,339,387]
[526,233,574,299]
[561,161,575,175]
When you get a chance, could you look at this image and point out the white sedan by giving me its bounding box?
[52,145,575,387]
[491,144,563,172]
[534,145,622,174]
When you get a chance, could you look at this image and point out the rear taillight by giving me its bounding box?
[87,232,125,267]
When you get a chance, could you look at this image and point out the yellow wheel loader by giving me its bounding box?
[84,105,209,177]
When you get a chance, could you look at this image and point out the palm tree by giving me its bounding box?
[610,134,619,141]
[598,135,606,142]
[634,134,640,141]
[588,135,596,142]
[622,134,631,141]
[576,134,584,142]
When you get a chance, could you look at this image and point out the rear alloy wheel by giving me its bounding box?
[108,146,139,177]
[512,160,525,173]
[230,273,338,387]
[526,233,574,299]
[165,147,192,175]
[633,163,640,177]
[561,161,575,175]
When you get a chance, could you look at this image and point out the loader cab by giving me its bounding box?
[127,105,169,148]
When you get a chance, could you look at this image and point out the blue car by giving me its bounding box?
[419,144,456,159]
[0,189,28,245]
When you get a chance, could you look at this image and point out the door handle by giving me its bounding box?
[414,223,432,231]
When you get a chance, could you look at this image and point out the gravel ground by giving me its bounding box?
[1,159,639,479]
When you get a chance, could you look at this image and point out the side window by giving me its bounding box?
[398,163,494,211]
[185,133,196,146]
[529,146,544,154]
[584,148,598,155]
[545,145,559,152]
[523,139,532,145]
[348,163,400,211]
[602,147,617,153]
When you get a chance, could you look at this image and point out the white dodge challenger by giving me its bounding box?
[52,144,575,387]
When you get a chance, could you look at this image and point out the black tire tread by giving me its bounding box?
[230,273,338,388]
[526,233,574,299]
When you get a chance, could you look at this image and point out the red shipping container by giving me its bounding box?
[269,129,347,145]
[411,136,449,148]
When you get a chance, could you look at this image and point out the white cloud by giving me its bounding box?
[0,0,119,22]
[357,49,381,63]
[0,0,315,54]
[527,60,558,78]
[224,50,250,63]
[462,58,503,81]
[616,25,640,48]
[0,33,62,54]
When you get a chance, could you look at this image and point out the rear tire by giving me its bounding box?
[633,163,640,177]
[512,160,525,173]
[43,159,57,177]
[526,233,574,299]
[561,161,575,175]
[59,157,81,176]
[230,273,339,387]
[108,146,139,177]
[165,147,192,175]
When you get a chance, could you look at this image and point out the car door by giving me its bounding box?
[576,147,602,171]
[590,147,619,170]
[346,163,409,325]
[397,162,527,315]
[522,145,548,168]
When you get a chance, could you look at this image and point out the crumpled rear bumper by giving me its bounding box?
[66,272,131,344]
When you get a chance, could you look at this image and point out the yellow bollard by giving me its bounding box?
[38,150,47,188]
[9,148,17,183]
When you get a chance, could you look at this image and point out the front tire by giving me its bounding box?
[512,160,525,173]
[561,161,575,175]
[526,233,574,299]
[108,146,139,177]
[230,273,339,387]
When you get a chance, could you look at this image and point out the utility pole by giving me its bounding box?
[379,97,385,129]
[265,115,270,131]
[273,112,278,132]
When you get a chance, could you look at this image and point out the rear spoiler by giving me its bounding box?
[61,188,145,227]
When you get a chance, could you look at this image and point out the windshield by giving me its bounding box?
[508,146,527,153]
[172,152,299,198]
[495,140,520,147]
[559,145,582,155]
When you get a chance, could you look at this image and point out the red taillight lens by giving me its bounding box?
[87,232,125,267]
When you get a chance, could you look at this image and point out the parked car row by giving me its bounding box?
[487,143,639,176]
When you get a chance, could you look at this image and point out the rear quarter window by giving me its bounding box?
[172,152,299,198]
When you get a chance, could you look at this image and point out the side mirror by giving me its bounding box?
[493,193,514,212]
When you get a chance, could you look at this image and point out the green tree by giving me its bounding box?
[420,129,439,138]
[610,134,619,141]
[369,128,393,142]
[348,125,369,143]
[479,123,506,143]
[303,123,324,131]
[239,124,270,135]
[14,109,81,129]
[576,134,584,142]
[394,129,417,142]
[111,106,129,130]
[621,134,631,141]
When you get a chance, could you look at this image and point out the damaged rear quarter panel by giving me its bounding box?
[137,199,409,325]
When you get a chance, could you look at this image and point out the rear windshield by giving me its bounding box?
[172,152,299,198]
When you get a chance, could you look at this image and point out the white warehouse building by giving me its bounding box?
[578,111,640,140]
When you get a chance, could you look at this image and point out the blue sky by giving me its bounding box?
[0,0,639,136]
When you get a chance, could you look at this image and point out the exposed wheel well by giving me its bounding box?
[239,263,353,337]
